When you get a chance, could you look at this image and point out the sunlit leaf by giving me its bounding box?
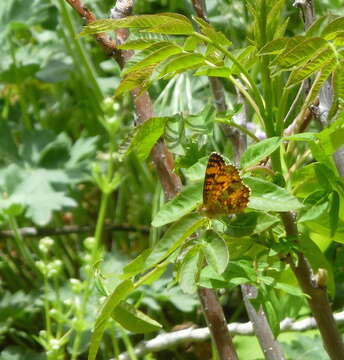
[88,280,134,360]
[152,182,202,227]
[245,177,303,212]
[146,213,205,268]
[112,301,162,333]
[179,245,202,294]
[241,137,281,169]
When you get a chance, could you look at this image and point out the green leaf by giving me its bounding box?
[284,132,318,142]
[118,39,162,50]
[115,65,155,96]
[244,177,303,212]
[306,15,331,37]
[158,53,205,78]
[287,47,335,88]
[223,212,279,237]
[202,230,229,274]
[145,213,205,268]
[223,260,257,283]
[122,43,182,76]
[183,156,208,182]
[179,245,202,294]
[194,66,232,78]
[88,280,134,360]
[305,58,337,106]
[274,282,304,297]
[263,300,280,336]
[322,17,344,37]
[81,14,193,36]
[241,137,281,169]
[299,201,328,223]
[122,249,152,279]
[112,301,162,333]
[126,117,170,160]
[194,17,231,47]
[329,191,340,237]
[144,18,194,35]
[223,212,259,237]
[152,182,203,227]
[258,37,289,55]
[273,37,328,70]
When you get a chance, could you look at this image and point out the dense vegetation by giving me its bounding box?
[0,0,344,359]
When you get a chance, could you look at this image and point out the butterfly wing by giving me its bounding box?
[201,152,250,217]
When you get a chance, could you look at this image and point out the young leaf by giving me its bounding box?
[286,47,334,88]
[201,230,229,274]
[122,43,182,76]
[273,282,304,297]
[304,58,337,106]
[118,39,162,50]
[241,137,281,169]
[112,301,162,333]
[126,117,170,160]
[81,14,193,36]
[88,280,134,360]
[152,182,203,227]
[244,177,303,212]
[273,37,328,70]
[258,37,289,55]
[284,132,318,142]
[263,300,280,337]
[298,201,329,223]
[145,213,206,269]
[194,66,232,78]
[322,17,344,37]
[179,245,202,294]
[115,65,155,96]
[122,249,152,279]
[158,53,205,78]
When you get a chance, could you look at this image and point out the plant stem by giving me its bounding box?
[241,285,285,360]
[71,135,116,359]
[280,212,344,360]
[7,215,40,279]
[198,287,239,360]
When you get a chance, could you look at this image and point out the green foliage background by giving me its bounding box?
[0,0,344,359]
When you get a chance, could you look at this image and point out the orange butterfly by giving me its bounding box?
[199,153,250,218]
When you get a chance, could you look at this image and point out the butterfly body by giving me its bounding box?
[199,152,250,218]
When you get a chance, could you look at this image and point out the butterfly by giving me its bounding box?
[199,152,250,218]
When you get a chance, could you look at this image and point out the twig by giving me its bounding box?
[198,287,238,360]
[281,212,344,360]
[241,285,285,360]
[115,310,344,360]
[293,0,315,30]
[0,223,149,238]
[65,0,182,200]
